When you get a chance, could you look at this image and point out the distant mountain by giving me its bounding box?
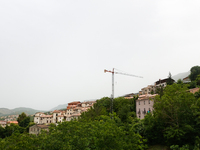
[50,104,68,111]
[0,108,13,115]
[172,71,190,81]
[0,107,44,117]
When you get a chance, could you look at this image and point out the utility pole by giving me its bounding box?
[104,68,143,119]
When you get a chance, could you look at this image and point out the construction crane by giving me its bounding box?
[104,68,143,118]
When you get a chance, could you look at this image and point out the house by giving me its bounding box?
[0,121,7,128]
[136,94,157,119]
[183,76,191,83]
[29,124,49,135]
[155,78,175,88]
[34,112,45,124]
[141,85,156,95]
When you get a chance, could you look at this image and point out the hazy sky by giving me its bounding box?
[1,0,200,110]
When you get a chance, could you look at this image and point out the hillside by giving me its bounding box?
[50,104,68,111]
[0,107,44,117]
[0,108,13,115]
[172,71,190,81]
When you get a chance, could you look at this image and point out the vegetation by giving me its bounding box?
[0,65,200,149]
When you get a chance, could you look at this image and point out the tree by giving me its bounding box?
[194,89,200,99]
[167,72,174,85]
[156,85,164,98]
[177,79,183,85]
[189,66,200,81]
[153,84,197,146]
[17,112,27,124]
[189,81,197,89]
[17,112,30,128]
[195,74,200,86]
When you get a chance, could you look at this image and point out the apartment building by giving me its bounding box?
[136,94,157,119]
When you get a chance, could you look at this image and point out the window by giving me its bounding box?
[149,100,150,104]
[47,120,48,123]
[144,100,145,105]
[139,101,140,105]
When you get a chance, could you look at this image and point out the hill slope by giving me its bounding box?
[0,107,44,116]
[172,71,190,81]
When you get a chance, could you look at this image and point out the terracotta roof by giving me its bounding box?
[72,113,81,117]
[189,88,200,94]
[57,115,64,117]
[36,125,49,129]
[68,101,81,105]
[53,110,61,113]
[137,94,157,100]
[7,121,18,124]
[40,115,53,118]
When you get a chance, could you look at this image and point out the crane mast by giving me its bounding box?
[104,68,143,118]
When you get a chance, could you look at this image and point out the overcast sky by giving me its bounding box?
[0,0,200,110]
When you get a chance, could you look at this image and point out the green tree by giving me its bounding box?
[177,79,183,85]
[167,72,174,85]
[189,81,197,89]
[17,112,30,128]
[189,66,200,81]
[153,84,197,146]
[195,74,200,86]
[194,89,200,99]
[17,112,27,124]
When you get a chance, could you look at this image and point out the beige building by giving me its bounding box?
[29,124,49,135]
[0,121,7,128]
[33,100,96,125]
[136,94,157,119]
[183,76,191,83]
[141,85,156,95]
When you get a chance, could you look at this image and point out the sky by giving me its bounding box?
[0,0,200,110]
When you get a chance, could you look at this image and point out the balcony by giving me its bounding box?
[142,110,146,114]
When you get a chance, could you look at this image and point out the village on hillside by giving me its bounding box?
[1,73,199,136]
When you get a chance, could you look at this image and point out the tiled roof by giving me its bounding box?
[53,110,61,113]
[36,125,49,129]
[72,113,81,117]
[137,94,157,100]
[189,88,200,94]
[7,121,18,124]
[40,115,53,118]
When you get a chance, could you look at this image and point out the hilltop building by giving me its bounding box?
[33,100,96,125]
[136,94,157,119]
